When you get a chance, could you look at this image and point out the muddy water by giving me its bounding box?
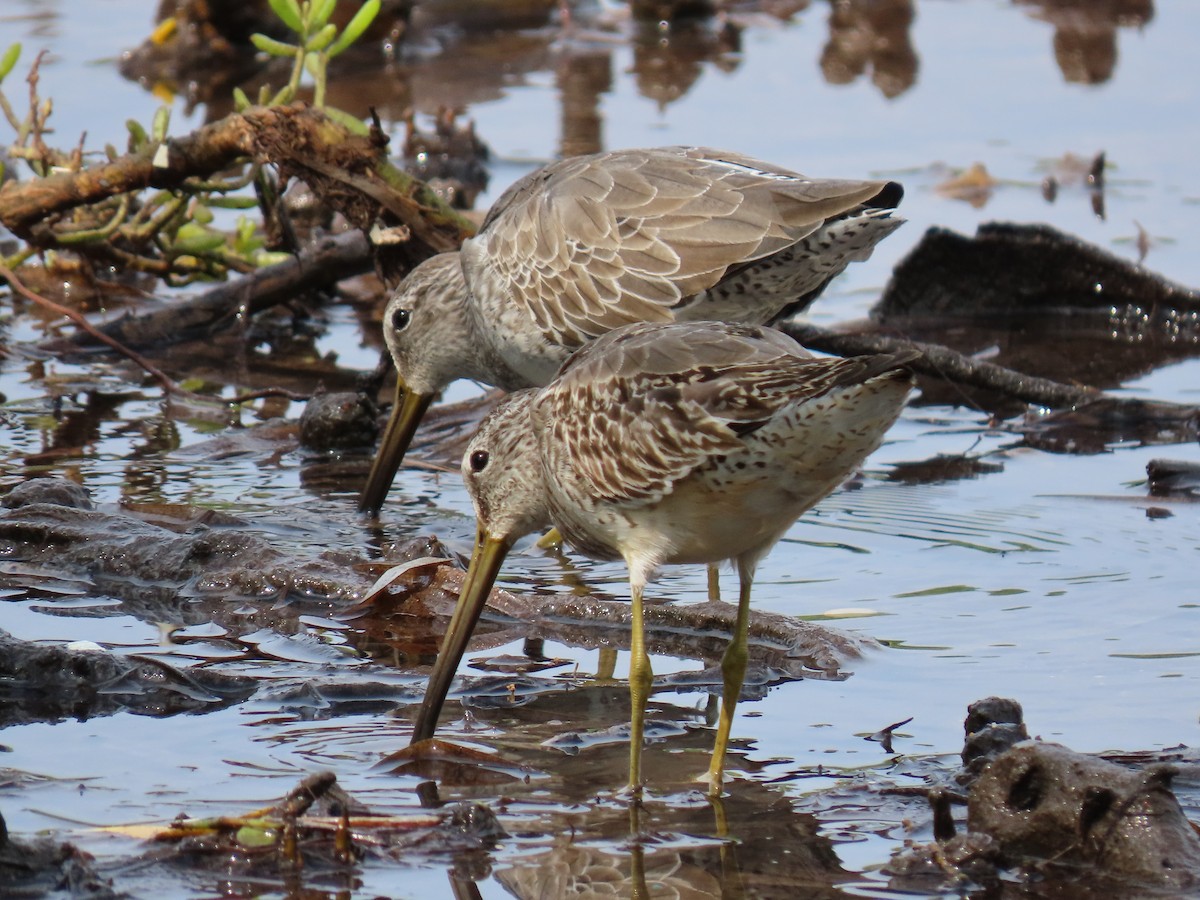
[2,1,1200,897]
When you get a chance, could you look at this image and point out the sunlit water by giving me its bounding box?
[2,1,1199,897]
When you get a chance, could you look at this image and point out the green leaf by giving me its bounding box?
[192,203,214,225]
[250,32,301,58]
[322,105,369,135]
[306,23,337,52]
[233,216,265,255]
[237,237,267,258]
[267,0,303,33]
[207,196,260,210]
[173,222,226,254]
[270,83,295,106]
[235,824,278,848]
[232,86,252,112]
[151,106,171,142]
[328,0,379,57]
[126,118,148,151]
[253,250,295,267]
[0,43,21,83]
[310,0,337,30]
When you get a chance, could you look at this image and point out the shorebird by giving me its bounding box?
[358,146,903,515]
[408,321,917,796]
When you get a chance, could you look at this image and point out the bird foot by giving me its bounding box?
[694,769,727,798]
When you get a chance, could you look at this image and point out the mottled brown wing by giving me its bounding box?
[478,147,889,347]
[539,322,917,504]
[535,322,898,505]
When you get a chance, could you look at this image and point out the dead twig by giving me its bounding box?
[781,321,1093,408]
[781,321,1200,433]
[0,103,473,246]
[67,230,374,350]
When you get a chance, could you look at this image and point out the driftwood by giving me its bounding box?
[781,321,1095,408]
[68,229,373,350]
[784,320,1199,432]
[0,104,474,277]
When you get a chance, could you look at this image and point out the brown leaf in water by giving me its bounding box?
[339,556,452,618]
[936,162,997,207]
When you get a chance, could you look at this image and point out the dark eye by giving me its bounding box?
[469,450,489,472]
[391,308,411,332]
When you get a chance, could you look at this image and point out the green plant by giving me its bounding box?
[239,0,381,133]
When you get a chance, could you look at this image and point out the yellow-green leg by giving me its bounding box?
[596,646,618,680]
[706,563,721,602]
[628,582,653,794]
[535,526,563,550]
[629,826,649,898]
[705,561,753,796]
[709,793,748,895]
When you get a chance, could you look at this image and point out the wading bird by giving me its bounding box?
[409,321,916,795]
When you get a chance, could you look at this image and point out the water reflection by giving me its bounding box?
[1016,0,1155,85]
[115,0,1162,151]
[556,49,612,157]
[820,0,917,99]
[629,17,743,111]
[490,780,853,899]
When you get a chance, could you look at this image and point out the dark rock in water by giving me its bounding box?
[299,390,379,450]
[877,222,1200,318]
[3,477,94,510]
[970,743,1200,891]
[888,697,1200,893]
[1147,458,1200,497]
[0,812,121,899]
[0,628,255,727]
[0,477,363,608]
[961,696,1029,777]
[628,0,719,21]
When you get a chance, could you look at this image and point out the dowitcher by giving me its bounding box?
[358,146,903,515]
[409,321,917,796]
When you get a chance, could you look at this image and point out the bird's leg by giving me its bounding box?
[711,793,730,837]
[709,794,749,895]
[629,828,650,898]
[706,563,721,603]
[705,560,753,796]
[535,526,563,550]
[596,646,618,680]
[627,580,653,795]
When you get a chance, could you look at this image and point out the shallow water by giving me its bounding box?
[2,1,1199,897]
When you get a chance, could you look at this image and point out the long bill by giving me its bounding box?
[409,528,513,744]
[358,380,435,516]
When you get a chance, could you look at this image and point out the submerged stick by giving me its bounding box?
[780,321,1093,408]
[781,321,1200,437]
[67,230,373,350]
